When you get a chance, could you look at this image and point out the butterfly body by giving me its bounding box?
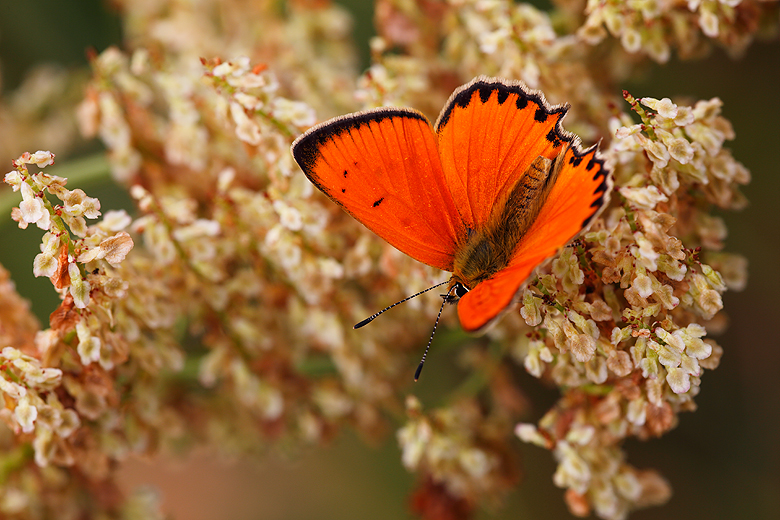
[451,151,562,292]
[292,76,612,333]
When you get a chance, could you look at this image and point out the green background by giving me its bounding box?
[0,1,778,519]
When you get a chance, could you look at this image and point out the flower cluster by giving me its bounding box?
[578,0,778,62]
[0,0,764,519]
[5,152,133,311]
[2,151,145,516]
[398,396,519,518]
[506,92,746,518]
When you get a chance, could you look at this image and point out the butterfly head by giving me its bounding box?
[442,281,469,304]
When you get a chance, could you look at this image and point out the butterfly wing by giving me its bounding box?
[292,108,466,271]
[434,76,576,231]
[456,132,612,333]
[509,144,611,260]
[457,252,549,333]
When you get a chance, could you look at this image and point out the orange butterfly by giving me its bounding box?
[292,76,611,353]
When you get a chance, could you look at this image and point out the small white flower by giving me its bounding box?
[398,420,432,469]
[270,98,316,128]
[569,333,596,363]
[229,102,261,145]
[621,27,642,53]
[459,448,493,479]
[673,106,695,126]
[515,423,548,447]
[641,97,678,119]
[686,123,723,156]
[63,214,88,237]
[666,367,691,394]
[217,167,235,192]
[273,200,303,231]
[520,290,542,326]
[633,273,653,298]
[101,231,135,266]
[4,170,23,189]
[699,9,719,37]
[69,263,91,308]
[655,327,685,352]
[318,258,344,279]
[478,27,511,54]
[234,92,260,110]
[14,396,38,433]
[626,399,646,425]
[633,233,660,271]
[19,183,45,224]
[667,137,694,164]
[81,197,101,219]
[99,209,132,232]
[0,377,27,399]
[33,252,58,278]
[524,348,543,378]
[172,220,221,241]
[615,124,643,139]
[621,185,668,210]
[30,150,55,167]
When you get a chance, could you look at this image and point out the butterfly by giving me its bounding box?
[291,76,611,340]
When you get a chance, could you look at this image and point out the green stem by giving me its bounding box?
[256,108,296,138]
[0,444,34,484]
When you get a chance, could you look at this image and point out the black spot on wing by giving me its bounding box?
[341,188,346,193]
[534,108,547,122]
[343,170,348,178]
[516,96,528,110]
[545,129,562,147]
[373,197,384,207]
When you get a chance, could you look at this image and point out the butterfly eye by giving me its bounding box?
[441,282,469,303]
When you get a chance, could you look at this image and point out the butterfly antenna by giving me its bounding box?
[414,283,457,382]
[353,280,449,329]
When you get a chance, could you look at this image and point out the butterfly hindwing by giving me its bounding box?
[457,252,549,333]
[292,108,466,271]
[458,143,611,332]
[434,76,574,231]
[513,144,610,260]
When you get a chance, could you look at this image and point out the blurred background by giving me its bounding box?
[0,1,777,519]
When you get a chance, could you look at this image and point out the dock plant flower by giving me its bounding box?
[0,0,765,518]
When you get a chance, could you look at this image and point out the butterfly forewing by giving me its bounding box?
[434,76,573,231]
[292,108,466,271]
